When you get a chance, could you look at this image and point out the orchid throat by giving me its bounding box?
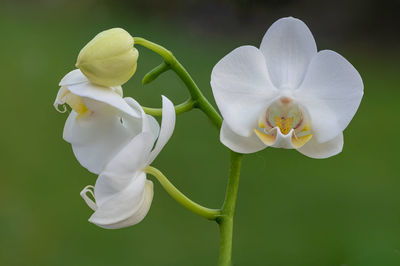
[254,96,313,148]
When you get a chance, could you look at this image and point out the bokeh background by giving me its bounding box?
[1,0,399,265]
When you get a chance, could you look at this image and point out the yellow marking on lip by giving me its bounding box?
[291,134,313,148]
[300,123,310,132]
[274,116,293,135]
[254,129,276,146]
[62,89,89,117]
[258,117,265,128]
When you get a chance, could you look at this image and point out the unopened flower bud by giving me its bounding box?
[76,28,138,87]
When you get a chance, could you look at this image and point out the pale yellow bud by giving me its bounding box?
[76,28,139,87]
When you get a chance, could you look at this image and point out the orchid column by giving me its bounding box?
[55,17,363,266]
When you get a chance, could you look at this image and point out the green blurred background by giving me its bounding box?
[1,0,399,265]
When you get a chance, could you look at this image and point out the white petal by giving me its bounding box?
[211,45,277,137]
[297,132,343,159]
[144,115,160,140]
[112,86,123,97]
[220,121,266,153]
[59,69,89,86]
[88,133,155,228]
[123,97,147,118]
[63,111,143,174]
[93,180,154,229]
[124,97,160,140]
[147,96,176,165]
[89,172,153,228]
[67,83,141,118]
[260,17,317,90]
[295,50,363,142]
[94,132,154,203]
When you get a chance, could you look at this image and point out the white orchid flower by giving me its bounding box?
[211,17,363,158]
[54,69,159,173]
[80,96,176,229]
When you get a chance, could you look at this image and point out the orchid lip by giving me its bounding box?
[255,96,313,148]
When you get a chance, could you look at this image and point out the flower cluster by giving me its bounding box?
[55,17,364,233]
[54,29,176,229]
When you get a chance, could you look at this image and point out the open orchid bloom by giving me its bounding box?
[80,96,176,229]
[54,69,159,173]
[211,17,363,158]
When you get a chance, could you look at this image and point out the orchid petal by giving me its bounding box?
[124,97,160,140]
[295,50,363,142]
[211,45,277,137]
[297,132,343,159]
[89,172,151,228]
[87,133,155,228]
[63,111,143,174]
[220,121,266,153]
[91,180,154,229]
[59,69,88,86]
[260,17,317,90]
[94,132,154,203]
[67,83,141,118]
[147,96,176,165]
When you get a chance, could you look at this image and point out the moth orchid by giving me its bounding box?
[80,96,176,229]
[54,69,158,173]
[211,17,363,158]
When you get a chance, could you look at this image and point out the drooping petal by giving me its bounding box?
[87,133,156,228]
[297,132,343,159]
[91,180,154,229]
[211,45,277,137]
[220,121,267,153]
[94,132,154,202]
[59,69,89,86]
[89,172,152,229]
[295,50,363,142]
[260,17,317,90]
[67,82,141,118]
[63,111,144,174]
[147,96,176,165]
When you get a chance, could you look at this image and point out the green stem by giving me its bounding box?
[135,37,244,265]
[142,98,196,116]
[145,166,221,220]
[142,61,170,85]
[217,152,243,266]
[134,37,222,129]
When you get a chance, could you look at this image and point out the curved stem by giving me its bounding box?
[217,151,243,266]
[145,166,221,220]
[142,98,196,116]
[134,37,222,129]
[142,61,170,85]
[135,37,244,266]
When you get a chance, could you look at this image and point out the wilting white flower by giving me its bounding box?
[80,96,175,229]
[54,69,159,173]
[211,17,363,158]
